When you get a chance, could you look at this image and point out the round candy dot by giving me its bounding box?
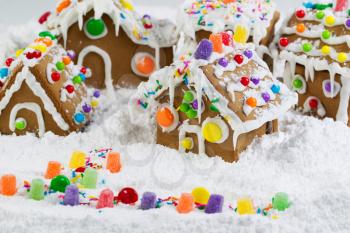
[62,56,71,65]
[51,71,61,82]
[67,50,76,60]
[295,9,306,19]
[136,55,155,75]
[325,81,332,93]
[73,75,82,85]
[192,187,210,205]
[181,137,193,150]
[261,92,270,102]
[80,67,87,74]
[218,57,228,67]
[74,112,85,124]
[79,73,86,82]
[0,68,9,78]
[322,30,331,40]
[15,118,27,131]
[179,103,190,113]
[221,32,232,46]
[42,38,53,47]
[244,50,253,59]
[183,91,195,103]
[82,104,92,113]
[56,61,65,71]
[302,43,313,52]
[271,84,281,94]
[315,11,325,20]
[186,109,198,119]
[309,98,318,109]
[293,78,303,89]
[202,122,222,143]
[338,53,348,63]
[26,52,34,60]
[240,76,250,86]
[93,90,101,98]
[234,54,244,64]
[5,58,14,67]
[33,51,42,59]
[321,45,331,55]
[192,99,199,110]
[86,18,106,36]
[296,23,306,33]
[250,76,260,85]
[246,97,257,108]
[325,15,335,26]
[66,85,75,94]
[156,107,174,127]
[50,175,70,193]
[346,19,350,28]
[279,37,289,47]
[91,100,99,108]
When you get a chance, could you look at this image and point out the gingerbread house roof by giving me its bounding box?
[131,38,297,147]
[0,33,99,136]
[45,0,178,49]
[177,0,278,46]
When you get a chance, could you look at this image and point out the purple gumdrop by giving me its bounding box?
[218,57,228,67]
[93,90,101,98]
[140,192,157,210]
[67,50,76,60]
[250,76,260,85]
[325,81,332,93]
[194,39,213,60]
[346,19,350,28]
[82,104,92,113]
[192,99,199,109]
[244,50,253,59]
[63,185,79,206]
[205,194,224,214]
[97,189,114,209]
[262,92,270,102]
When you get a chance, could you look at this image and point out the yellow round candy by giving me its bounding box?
[191,187,210,205]
[15,49,24,57]
[120,0,134,11]
[181,137,193,150]
[91,99,99,108]
[202,122,222,143]
[321,45,331,55]
[338,52,348,63]
[325,15,335,26]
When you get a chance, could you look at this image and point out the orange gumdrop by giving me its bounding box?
[246,97,257,108]
[106,152,122,173]
[136,56,155,75]
[57,0,71,13]
[223,0,235,3]
[0,174,17,196]
[42,38,53,47]
[156,107,174,127]
[176,193,194,214]
[62,56,71,65]
[209,33,223,53]
[296,23,305,33]
[34,38,44,43]
[45,161,62,179]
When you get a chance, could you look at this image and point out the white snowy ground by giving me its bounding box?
[1,10,350,233]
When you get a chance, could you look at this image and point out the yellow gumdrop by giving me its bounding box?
[91,99,99,108]
[233,24,249,43]
[202,122,222,143]
[120,0,134,11]
[69,151,86,169]
[337,52,348,63]
[321,45,330,55]
[15,49,24,57]
[181,137,193,150]
[237,198,255,215]
[191,187,210,205]
[30,45,47,53]
[325,15,335,26]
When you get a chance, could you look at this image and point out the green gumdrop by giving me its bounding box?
[56,61,65,71]
[50,175,70,193]
[302,43,312,52]
[293,78,303,89]
[82,168,98,189]
[183,91,194,103]
[209,104,220,113]
[29,179,45,201]
[272,192,290,211]
[39,31,56,40]
[322,30,331,40]
[179,103,190,113]
[186,108,197,119]
[315,11,325,20]
[86,19,106,36]
[73,75,82,85]
[15,119,26,130]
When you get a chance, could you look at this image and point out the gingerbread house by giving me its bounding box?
[272,0,350,125]
[0,31,100,137]
[175,0,280,61]
[44,0,178,95]
[130,33,297,162]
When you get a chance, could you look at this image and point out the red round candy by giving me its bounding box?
[295,9,306,19]
[240,76,250,86]
[38,11,51,24]
[221,32,232,46]
[309,98,318,109]
[234,54,244,64]
[279,37,289,47]
[66,85,75,94]
[51,71,61,82]
[33,51,42,59]
[116,187,138,205]
[80,67,86,74]
[26,52,34,59]
[5,58,14,67]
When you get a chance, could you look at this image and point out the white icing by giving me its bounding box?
[9,103,45,137]
[178,122,205,154]
[303,96,326,117]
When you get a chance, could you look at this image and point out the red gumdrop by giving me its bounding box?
[116,187,138,205]
[279,37,289,47]
[66,85,75,94]
[221,32,233,46]
[75,167,86,173]
[51,72,61,82]
[80,67,86,74]
[295,9,305,19]
[33,51,42,59]
[240,76,250,86]
[309,98,318,109]
[234,54,244,64]
[38,11,51,24]
[5,58,14,67]
[26,52,34,59]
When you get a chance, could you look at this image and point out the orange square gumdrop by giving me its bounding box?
[0,174,17,196]
[209,33,223,53]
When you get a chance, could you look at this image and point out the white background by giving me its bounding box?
[0,0,304,25]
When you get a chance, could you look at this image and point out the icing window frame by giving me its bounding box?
[84,17,108,40]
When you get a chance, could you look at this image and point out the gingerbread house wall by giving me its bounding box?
[155,84,278,162]
[62,10,174,89]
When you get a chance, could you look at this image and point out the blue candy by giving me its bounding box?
[271,84,281,94]
[0,68,9,79]
[74,112,85,124]
[79,73,86,81]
